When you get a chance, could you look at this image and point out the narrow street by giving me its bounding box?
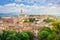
[34,36,38,40]
[33,30,38,40]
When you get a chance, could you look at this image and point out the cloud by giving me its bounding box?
[0,3,60,15]
[14,0,60,6]
[14,0,34,4]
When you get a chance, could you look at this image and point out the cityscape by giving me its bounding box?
[0,0,60,40]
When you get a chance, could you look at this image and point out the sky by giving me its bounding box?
[0,0,60,15]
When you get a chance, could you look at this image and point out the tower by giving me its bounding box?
[20,9,24,16]
[21,9,23,14]
[20,9,25,16]
[19,9,23,16]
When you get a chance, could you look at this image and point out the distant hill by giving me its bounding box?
[0,13,19,17]
[0,13,60,17]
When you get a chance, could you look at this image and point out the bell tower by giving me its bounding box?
[21,9,23,14]
[20,9,25,16]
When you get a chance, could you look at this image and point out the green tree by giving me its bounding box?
[0,33,2,40]
[47,32,57,40]
[40,27,52,33]
[44,17,54,23]
[0,30,34,40]
[54,34,60,40]
[6,33,18,40]
[1,30,17,40]
[23,19,29,23]
[52,22,60,34]
[20,32,29,40]
[38,27,52,40]
[16,32,23,40]
[38,31,50,40]
[29,18,35,22]
[25,31,34,40]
